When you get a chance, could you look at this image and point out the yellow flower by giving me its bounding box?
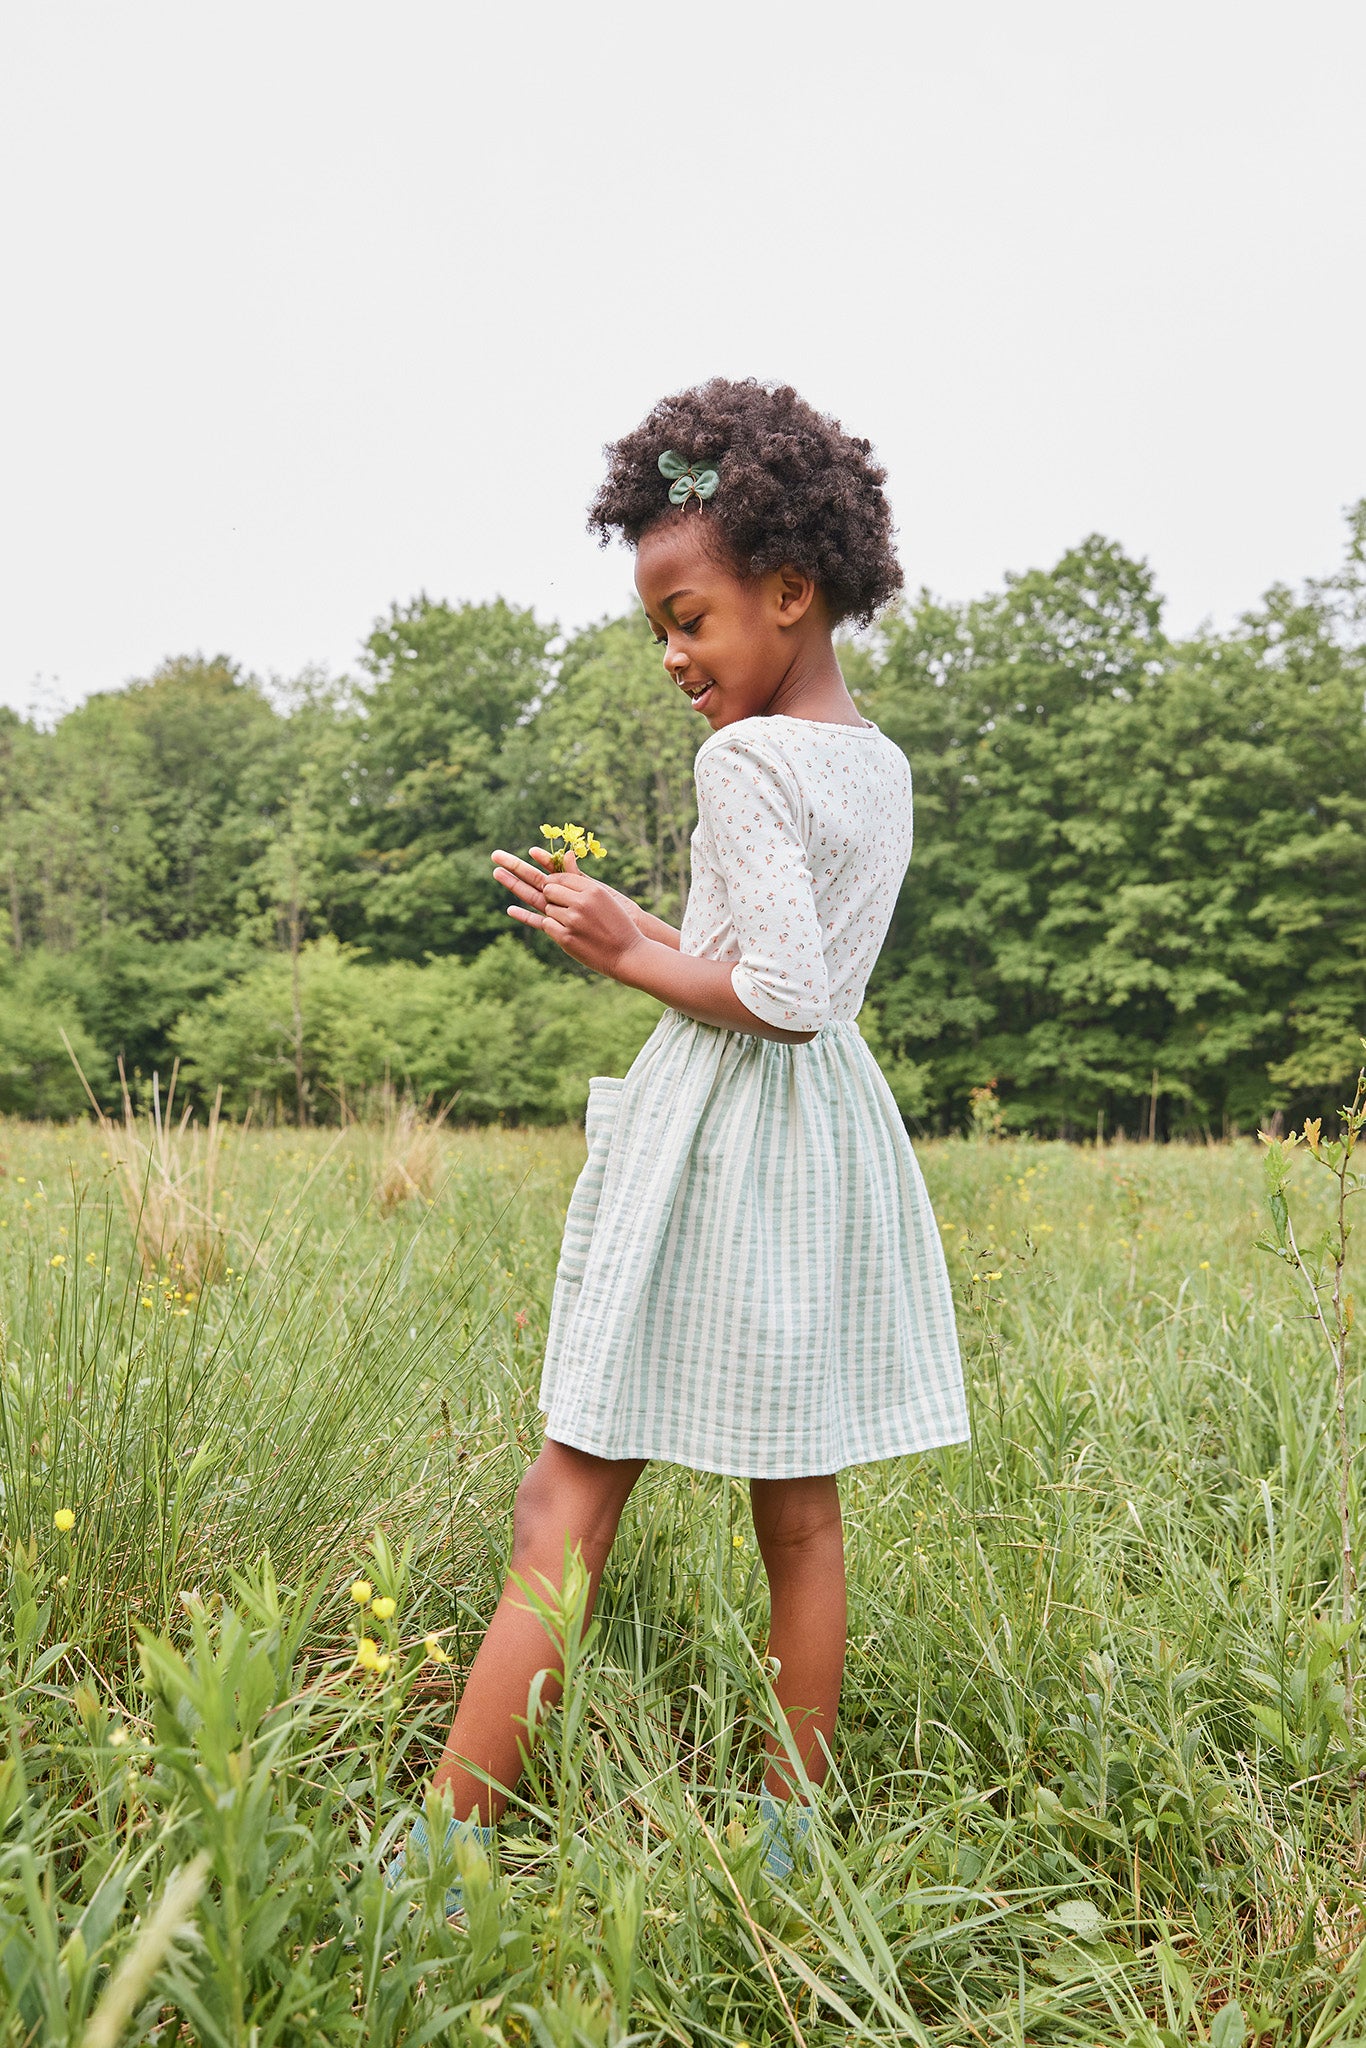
[1199,1260,1210,1269]
[349,1579,373,1607]
[732,1532,745,1550]
[50,1255,64,1267]
[424,1635,451,1664]
[540,823,559,838]
[53,1508,75,1532]
[370,1595,396,1622]
[374,1652,391,1674]
[354,1636,381,1670]
[586,834,607,858]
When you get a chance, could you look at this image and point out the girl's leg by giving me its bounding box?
[431,1440,647,1824]
[749,1474,846,1798]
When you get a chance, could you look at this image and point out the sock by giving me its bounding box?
[385,1811,494,1909]
[759,1787,812,1882]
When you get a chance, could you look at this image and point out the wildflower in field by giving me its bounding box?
[49,1254,64,1267]
[514,1308,528,1330]
[53,1508,75,1532]
[732,1532,745,1550]
[424,1635,451,1664]
[350,1578,373,1607]
[355,1636,391,1675]
[370,1595,396,1622]
[1199,1260,1210,1269]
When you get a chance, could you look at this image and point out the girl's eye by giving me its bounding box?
[680,617,703,636]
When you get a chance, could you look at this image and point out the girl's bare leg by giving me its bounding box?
[431,1440,647,1824]
[749,1474,846,1799]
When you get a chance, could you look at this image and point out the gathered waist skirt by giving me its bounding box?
[538,1011,968,1479]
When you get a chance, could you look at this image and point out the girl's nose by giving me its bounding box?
[664,644,688,676]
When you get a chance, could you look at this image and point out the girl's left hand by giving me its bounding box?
[491,847,643,980]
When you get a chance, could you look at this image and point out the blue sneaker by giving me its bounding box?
[759,1789,812,1882]
[385,1812,494,1921]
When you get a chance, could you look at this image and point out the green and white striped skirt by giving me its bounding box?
[539,1011,969,1479]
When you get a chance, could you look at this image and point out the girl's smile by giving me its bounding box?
[634,517,861,731]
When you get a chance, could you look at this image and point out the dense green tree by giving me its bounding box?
[864,515,1366,1135]
[327,598,555,959]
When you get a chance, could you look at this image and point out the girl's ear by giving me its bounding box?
[773,563,818,628]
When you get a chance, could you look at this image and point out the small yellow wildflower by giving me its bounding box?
[1199,1260,1210,1269]
[53,1508,75,1532]
[109,1725,128,1747]
[424,1635,451,1664]
[732,1533,745,1550]
[354,1636,381,1670]
[350,1579,373,1607]
[370,1595,396,1622]
[50,1255,64,1268]
[539,820,608,870]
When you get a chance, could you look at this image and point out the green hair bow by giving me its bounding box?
[658,449,720,507]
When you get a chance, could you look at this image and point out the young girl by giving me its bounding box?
[396,377,968,1901]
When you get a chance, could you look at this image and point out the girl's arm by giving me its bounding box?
[489,848,813,1044]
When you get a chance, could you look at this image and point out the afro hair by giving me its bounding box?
[588,377,903,628]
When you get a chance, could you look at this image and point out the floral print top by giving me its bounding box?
[680,713,914,1033]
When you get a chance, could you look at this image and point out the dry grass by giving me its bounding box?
[371,1087,455,1215]
[62,1036,234,1290]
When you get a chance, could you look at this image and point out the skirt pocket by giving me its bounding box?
[555,1076,624,1292]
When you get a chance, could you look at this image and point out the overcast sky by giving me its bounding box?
[2,2,1363,718]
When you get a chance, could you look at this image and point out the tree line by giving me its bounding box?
[2,509,1362,1135]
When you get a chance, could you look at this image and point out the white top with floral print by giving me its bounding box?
[679,713,914,1033]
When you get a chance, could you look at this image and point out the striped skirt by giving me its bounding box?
[538,1011,969,1479]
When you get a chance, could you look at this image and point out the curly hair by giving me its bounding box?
[587,377,903,628]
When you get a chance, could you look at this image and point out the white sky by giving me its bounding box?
[2,1,1363,718]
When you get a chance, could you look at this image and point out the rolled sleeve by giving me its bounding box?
[695,735,832,1032]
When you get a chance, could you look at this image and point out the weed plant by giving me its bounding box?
[1,1121,1362,2045]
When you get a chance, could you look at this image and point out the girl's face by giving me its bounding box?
[634,518,816,730]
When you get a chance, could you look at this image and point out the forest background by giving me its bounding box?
[3,510,1363,1140]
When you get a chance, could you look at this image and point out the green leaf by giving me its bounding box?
[1210,2002,1245,2048]
[1045,1897,1108,1940]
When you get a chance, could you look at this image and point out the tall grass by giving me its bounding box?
[1,1124,1362,2044]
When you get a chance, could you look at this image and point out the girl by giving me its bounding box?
[396,377,968,1902]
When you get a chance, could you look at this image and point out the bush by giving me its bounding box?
[0,954,106,1116]
[172,935,662,1122]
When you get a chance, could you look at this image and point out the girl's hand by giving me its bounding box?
[491,847,645,978]
[492,847,646,930]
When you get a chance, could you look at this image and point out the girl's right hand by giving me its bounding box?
[491,847,646,932]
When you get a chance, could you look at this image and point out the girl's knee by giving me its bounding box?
[511,1455,564,1563]
[750,1475,843,1558]
[510,1445,639,1571]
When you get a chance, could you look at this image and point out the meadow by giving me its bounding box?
[1,1114,1362,2047]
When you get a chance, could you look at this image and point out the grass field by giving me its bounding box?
[1,1116,1362,2047]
